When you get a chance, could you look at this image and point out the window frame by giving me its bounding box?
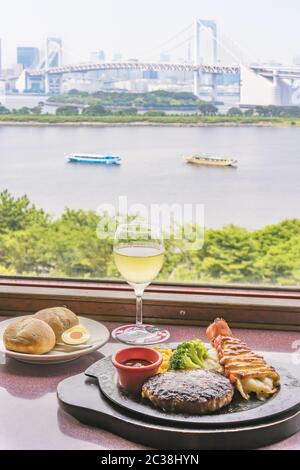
[1,275,300,298]
[0,276,300,331]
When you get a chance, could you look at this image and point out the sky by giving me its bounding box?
[0,0,300,67]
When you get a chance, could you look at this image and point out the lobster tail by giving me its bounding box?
[206,318,233,346]
[206,318,280,401]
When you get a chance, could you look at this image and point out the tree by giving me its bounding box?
[1,225,54,275]
[82,104,108,116]
[0,190,48,234]
[14,107,32,115]
[50,90,208,111]
[116,107,138,115]
[198,102,218,116]
[144,110,166,117]
[68,88,89,96]
[228,107,242,115]
[31,106,42,115]
[0,105,10,114]
[56,105,79,116]
[254,105,300,118]
[1,190,300,286]
[196,225,260,283]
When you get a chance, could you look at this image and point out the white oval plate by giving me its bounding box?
[0,316,110,364]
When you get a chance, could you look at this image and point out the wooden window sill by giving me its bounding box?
[0,278,299,331]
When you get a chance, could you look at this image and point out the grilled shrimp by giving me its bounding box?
[206,318,280,400]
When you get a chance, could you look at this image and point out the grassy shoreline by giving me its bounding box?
[0,114,300,127]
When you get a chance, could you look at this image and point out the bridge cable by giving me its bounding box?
[140,23,193,60]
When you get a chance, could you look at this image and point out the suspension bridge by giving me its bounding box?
[17,19,300,106]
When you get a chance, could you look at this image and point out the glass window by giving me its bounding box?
[1,3,299,289]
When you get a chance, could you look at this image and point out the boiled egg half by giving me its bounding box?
[61,325,90,345]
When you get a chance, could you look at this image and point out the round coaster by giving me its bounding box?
[111,324,170,345]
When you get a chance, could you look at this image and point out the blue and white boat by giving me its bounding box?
[67,153,121,165]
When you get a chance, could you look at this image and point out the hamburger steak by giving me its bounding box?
[142,369,234,414]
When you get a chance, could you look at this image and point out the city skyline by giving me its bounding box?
[0,0,300,68]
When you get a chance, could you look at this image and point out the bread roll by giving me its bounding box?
[34,307,79,342]
[4,316,56,354]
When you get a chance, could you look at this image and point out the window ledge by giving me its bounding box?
[0,280,299,331]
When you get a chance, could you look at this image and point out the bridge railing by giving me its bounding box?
[27,62,240,76]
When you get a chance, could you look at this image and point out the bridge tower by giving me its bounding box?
[45,37,62,68]
[193,19,218,101]
[45,37,63,94]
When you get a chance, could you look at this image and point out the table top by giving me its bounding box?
[0,316,299,450]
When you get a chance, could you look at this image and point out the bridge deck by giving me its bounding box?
[27,62,241,76]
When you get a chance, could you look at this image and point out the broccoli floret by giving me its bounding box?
[169,339,208,370]
[169,349,202,370]
[189,339,208,362]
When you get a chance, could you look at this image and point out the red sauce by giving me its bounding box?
[121,358,152,368]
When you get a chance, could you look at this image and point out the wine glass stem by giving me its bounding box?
[136,294,143,326]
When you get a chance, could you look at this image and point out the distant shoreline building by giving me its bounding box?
[90,50,105,62]
[17,47,40,69]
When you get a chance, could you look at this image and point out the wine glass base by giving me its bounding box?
[111,324,170,345]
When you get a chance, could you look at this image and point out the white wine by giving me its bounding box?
[111,224,169,345]
[113,246,164,285]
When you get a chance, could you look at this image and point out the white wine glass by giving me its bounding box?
[111,222,170,345]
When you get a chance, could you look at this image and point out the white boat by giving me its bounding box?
[67,153,121,165]
[185,154,237,167]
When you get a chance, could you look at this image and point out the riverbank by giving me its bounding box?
[0,114,300,127]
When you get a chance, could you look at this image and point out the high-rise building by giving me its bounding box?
[90,50,105,62]
[142,70,158,80]
[17,47,40,69]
